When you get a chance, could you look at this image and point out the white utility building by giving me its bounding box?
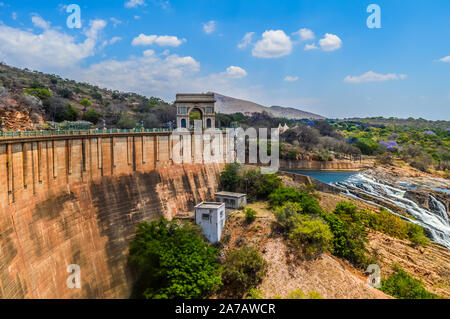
[194,202,226,243]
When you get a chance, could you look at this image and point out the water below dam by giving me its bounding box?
[293,170,450,249]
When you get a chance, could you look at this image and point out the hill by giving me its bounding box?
[213,93,325,120]
[0,63,175,130]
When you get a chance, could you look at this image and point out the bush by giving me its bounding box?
[320,202,371,268]
[117,113,137,129]
[129,219,222,299]
[80,98,92,109]
[268,187,301,208]
[246,288,264,299]
[366,208,408,239]
[82,108,102,124]
[57,88,73,99]
[366,209,429,247]
[219,163,242,192]
[410,155,433,172]
[245,208,257,223]
[222,246,268,297]
[381,265,437,299]
[289,215,334,258]
[377,152,394,165]
[24,88,52,100]
[286,289,324,299]
[273,202,303,231]
[407,223,430,247]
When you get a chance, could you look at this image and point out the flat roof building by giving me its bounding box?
[215,192,247,209]
[194,202,226,243]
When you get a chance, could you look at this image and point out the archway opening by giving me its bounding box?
[206,118,212,128]
[181,118,187,128]
[189,108,203,128]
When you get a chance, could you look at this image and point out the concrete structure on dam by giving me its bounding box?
[0,130,228,298]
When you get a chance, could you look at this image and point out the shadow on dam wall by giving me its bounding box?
[0,134,223,298]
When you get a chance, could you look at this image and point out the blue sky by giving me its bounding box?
[0,0,449,120]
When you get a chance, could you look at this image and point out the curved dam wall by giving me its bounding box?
[0,133,224,298]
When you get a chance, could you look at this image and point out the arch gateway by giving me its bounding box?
[175,93,216,129]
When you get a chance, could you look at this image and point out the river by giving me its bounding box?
[292,170,450,249]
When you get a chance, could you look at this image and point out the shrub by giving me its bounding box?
[273,202,303,231]
[289,215,334,258]
[286,289,307,299]
[407,223,430,247]
[245,208,257,223]
[246,288,264,299]
[410,155,433,172]
[219,163,242,192]
[64,104,78,122]
[376,152,394,165]
[366,208,408,239]
[366,209,429,247]
[82,108,102,124]
[24,88,52,100]
[117,113,137,129]
[381,265,437,299]
[80,98,92,109]
[320,202,371,268]
[286,290,324,299]
[129,219,222,299]
[57,88,73,99]
[268,187,301,208]
[222,246,268,297]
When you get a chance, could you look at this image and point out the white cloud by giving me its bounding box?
[319,33,342,51]
[225,66,247,79]
[0,18,106,71]
[12,12,17,20]
[84,19,107,40]
[344,71,407,83]
[295,28,315,41]
[134,15,141,20]
[132,34,186,47]
[31,15,51,29]
[304,43,318,51]
[439,56,450,62]
[238,32,255,49]
[109,37,122,45]
[284,76,299,82]
[110,18,122,28]
[203,20,216,34]
[252,30,292,58]
[125,0,145,8]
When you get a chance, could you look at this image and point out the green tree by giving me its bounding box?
[245,208,257,223]
[80,98,92,111]
[273,202,303,231]
[222,246,268,297]
[381,265,437,299]
[289,215,334,258]
[82,108,102,124]
[219,163,243,192]
[24,88,52,100]
[129,219,222,299]
[268,187,301,208]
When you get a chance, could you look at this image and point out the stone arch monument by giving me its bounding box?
[176,93,216,129]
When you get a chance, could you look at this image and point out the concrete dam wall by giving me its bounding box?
[0,133,224,298]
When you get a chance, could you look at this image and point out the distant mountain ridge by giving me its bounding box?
[213,93,325,120]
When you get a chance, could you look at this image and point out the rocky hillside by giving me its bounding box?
[214,93,325,120]
[0,63,174,130]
